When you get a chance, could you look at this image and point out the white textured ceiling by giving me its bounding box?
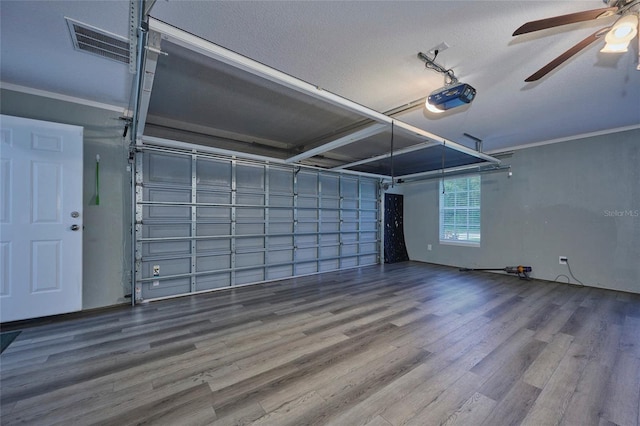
[1,0,639,155]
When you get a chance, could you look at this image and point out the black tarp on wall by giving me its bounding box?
[384,193,409,263]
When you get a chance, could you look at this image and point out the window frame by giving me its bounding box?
[439,175,481,247]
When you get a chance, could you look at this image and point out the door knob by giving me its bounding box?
[70,224,80,231]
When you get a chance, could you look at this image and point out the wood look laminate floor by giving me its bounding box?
[1,262,639,426]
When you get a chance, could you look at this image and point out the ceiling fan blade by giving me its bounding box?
[524,28,608,82]
[513,7,617,36]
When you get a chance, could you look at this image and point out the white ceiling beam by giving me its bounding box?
[147,17,500,165]
[285,123,387,164]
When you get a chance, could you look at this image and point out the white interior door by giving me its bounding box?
[1,115,83,322]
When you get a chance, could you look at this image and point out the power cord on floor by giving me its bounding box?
[565,258,585,287]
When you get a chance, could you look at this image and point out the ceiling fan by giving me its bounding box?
[513,0,640,81]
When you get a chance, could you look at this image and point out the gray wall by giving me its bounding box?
[1,89,131,309]
[400,128,640,294]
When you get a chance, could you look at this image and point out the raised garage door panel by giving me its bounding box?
[136,146,381,301]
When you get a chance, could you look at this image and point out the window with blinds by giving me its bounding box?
[439,175,480,246]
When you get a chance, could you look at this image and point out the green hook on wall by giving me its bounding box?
[95,154,100,205]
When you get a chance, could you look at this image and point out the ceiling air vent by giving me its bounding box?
[66,17,130,65]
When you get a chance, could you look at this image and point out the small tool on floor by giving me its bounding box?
[459,265,532,280]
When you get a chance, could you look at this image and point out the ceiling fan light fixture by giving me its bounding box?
[600,41,630,52]
[613,25,634,38]
[601,14,638,52]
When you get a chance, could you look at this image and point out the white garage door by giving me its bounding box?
[134,145,380,302]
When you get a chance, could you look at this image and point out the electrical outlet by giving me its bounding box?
[429,41,450,55]
[427,244,432,251]
[559,256,568,265]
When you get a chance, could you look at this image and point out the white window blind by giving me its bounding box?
[439,175,480,245]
